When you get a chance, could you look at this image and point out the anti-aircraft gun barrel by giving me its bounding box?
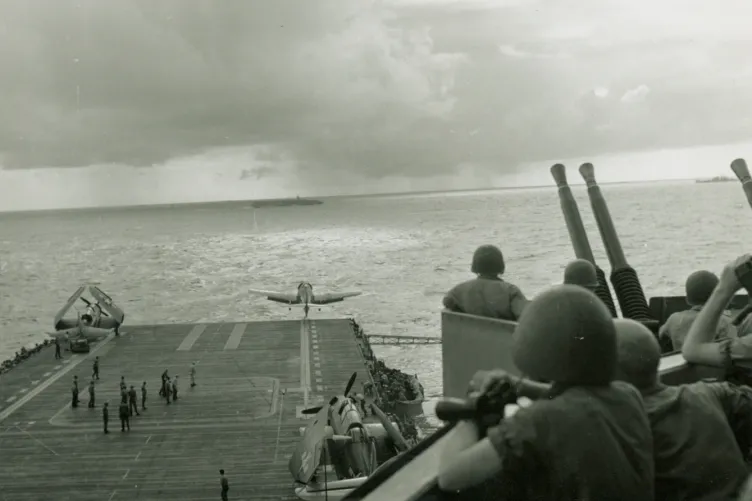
[731,158,752,210]
[578,163,654,324]
[550,163,617,317]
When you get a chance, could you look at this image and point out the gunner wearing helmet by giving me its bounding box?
[563,258,599,291]
[438,285,654,499]
[442,245,528,321]
[684,256,752,383]
[660,270,737,351]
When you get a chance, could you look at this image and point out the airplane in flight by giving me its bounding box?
[290,372,408,500]
[48,284,126,343]
[249,282,362,318]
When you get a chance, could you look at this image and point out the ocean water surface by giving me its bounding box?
[2,181,752,397]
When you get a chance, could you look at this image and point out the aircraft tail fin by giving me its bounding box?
[289,404,330,483]
[54,286,86,330]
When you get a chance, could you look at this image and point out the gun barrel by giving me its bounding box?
[731,158,752,210]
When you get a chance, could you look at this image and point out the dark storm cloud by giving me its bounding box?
[1,0,752,179]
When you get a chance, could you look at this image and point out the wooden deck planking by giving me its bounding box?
[0,318,368,500]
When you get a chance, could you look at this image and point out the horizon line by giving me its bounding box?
[0,177,706,215]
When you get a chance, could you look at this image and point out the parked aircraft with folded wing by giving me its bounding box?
[48,284,125,342]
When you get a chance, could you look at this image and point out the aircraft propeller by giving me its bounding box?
[301,371,358,415]
[80,297,109,316]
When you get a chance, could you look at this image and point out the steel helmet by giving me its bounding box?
[685,270,719,306]
[471,245,505,276]
[513,284,616,385]
[563,259,599,289]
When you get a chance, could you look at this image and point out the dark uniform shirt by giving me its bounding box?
[443,277,527,321]
[485,381,654,501]
[659,307,736,351]
[642,382,752,501]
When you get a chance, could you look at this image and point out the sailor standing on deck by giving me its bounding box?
[190,362,196,388]
[71,375,79,408]
[160,369,169,397]
[128,385,140,416]
[141,382,147,410]
[120,376,126,393]
[92,356,100,380]
[88,380,96,408]
[164,376,172,404]
[172,375,179,401]
[102,402,109,434]
[119,400,130,432]
[219,469,229,501]
[54,338,61,359]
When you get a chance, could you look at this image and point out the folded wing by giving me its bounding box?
[311,291,362,305]
[249,288,301,305]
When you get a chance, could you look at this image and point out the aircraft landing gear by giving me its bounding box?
[304,305,310,318]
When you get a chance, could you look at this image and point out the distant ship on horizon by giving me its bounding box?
[696,175,735,184]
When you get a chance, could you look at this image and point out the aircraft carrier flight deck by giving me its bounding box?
[0,318,372,500]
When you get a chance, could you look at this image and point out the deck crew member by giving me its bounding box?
[88,380,96,408]
[141,382,147,410]
[190,362,196,388]
[119,400,130,432]
[102,402,109,434]
[164,376,172,404]
[660,270,737,351]
[442,245,528,321]
[219,469,229,501]
[92,356,100,380]
[71,375,79,408]
[160,369,169,397]
[615,318,752,500]
[684,256,752,384]
[120,376,126,393]
[172,375,179,401]
[54,338,62,360]
[438,285,654,500]
[562,258,598,292]
[128,385,140,416]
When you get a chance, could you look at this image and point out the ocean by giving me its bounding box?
[2,180,751,397]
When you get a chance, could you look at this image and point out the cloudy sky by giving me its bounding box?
[1,0,751,210]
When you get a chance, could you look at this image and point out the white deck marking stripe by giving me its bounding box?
[300,321,310,407]
[176,325,206,351]
[223,323,246,350]
[0,334,115,422]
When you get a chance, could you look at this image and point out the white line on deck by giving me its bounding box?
[273,389,286,461]
[108,490,117,501]
[122,469,130,480]
[19,389,27,394]
[223,323,246,350]
[134,451,141,461]
[16,426,58,455]
[176,325,206,351]
[31,380,39,386]
[5,396,16,403]
[300,321,311,407]
[0,334,115,423]
[28,421,35,426]
[54,365,62,370]
[43,372,51,377]
[145,434,152,444]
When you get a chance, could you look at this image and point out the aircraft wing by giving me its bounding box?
[54,285,86,330]
[249,288,301,305]
[311,291,362,305]
[89,286,125,324]
[289,404,329,484]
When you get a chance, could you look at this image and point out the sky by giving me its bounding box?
[1,0,752,210]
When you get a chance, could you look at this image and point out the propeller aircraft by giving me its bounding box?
[48,284,125,344]
[249,282,362,318]
[289,372,409,500]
